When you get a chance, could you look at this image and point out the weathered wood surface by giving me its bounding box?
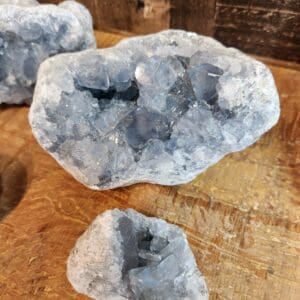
[39,0,300,62]
[170,0,216,36]
[39,0,170,34]
[0,32,300,299]
[214,0,300,63]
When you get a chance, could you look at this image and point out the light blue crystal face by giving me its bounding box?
[30,30,280,189]
[117,213,207,300]
[0,0,95,104]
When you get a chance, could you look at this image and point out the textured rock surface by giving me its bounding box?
[0,0,39,6]
[67,209,208,300]
[0,0,95,104]
[29,30,280,189]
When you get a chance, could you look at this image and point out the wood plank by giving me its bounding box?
[0,32,299,300]
[40,0,170,34]
[215,29,300,63]
[215,1,300,63]
[216,5,298,41]
[217,0,300,12]
[91,0,170,34]
[170,0,216,36]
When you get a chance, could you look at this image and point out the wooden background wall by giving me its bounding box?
[41,1,300,64]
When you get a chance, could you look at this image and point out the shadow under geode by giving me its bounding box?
[0,100,31,109]
[0,155,27,221]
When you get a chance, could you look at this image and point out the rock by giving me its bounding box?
[67,209,208,300]
[0,0,39,6]
[0,0,95,104]
[29,30,280,189]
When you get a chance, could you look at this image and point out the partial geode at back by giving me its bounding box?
[0,0,95,104]
[29,30,280,189]
[67,209,208,300]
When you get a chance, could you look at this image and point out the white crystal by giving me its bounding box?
[29,30,280,189]
[0,0,95,104]
[67,209,208,300]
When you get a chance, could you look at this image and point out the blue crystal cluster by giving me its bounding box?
[30,30,280,190]
[0,0,95,104]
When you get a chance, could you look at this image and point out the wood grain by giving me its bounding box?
[215,0,300,63]
[39,0,170,34]
[0,32,299,300]
[170,0,216,36]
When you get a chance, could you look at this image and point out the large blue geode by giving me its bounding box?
[0,0,95,104]
[30,30,280,190]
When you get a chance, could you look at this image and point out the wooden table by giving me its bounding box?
[0,32,299,300]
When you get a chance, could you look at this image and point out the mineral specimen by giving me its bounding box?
[29,30,280,189]
[67,209,208,300]
[0,0,39,6]
[0,0,95,104]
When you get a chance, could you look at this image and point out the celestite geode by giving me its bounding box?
[29,30,280,189]
[67,209,208,300]
[0,0,95,104]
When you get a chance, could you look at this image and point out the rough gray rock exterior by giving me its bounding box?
[29,30,280,189]
[0,0,95,104]
[67,209,208,300]
[0,0,39,6]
